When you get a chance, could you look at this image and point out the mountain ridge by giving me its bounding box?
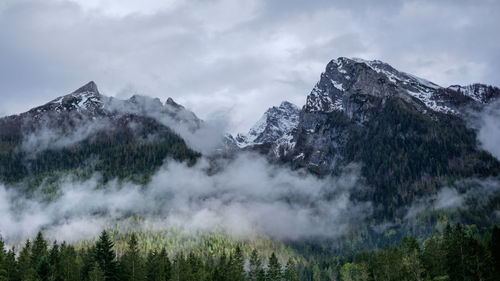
[231,57,500,219]
[0,58,499,220]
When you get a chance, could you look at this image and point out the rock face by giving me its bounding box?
[303,57,496,116]
[237,57,500,208]
[235,101,300,156]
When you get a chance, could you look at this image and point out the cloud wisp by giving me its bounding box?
[476,100,500,161]
[404,178,500,220]
[0,153,371,244]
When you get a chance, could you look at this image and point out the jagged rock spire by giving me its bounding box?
[72,81,99,94]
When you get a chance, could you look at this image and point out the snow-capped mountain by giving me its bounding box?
[304,57,497,116]
[241,57,500,157]
[22,81,201,132]
[235,101,300,148]
[234,57,499,208]
[0,81,202,184]
[28,81,106,117]
[0,59,499,219]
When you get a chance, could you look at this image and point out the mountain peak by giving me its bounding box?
[235,101,300,148]
[72,81,99,95]
[279,101,299,110]
[166,97,185,110]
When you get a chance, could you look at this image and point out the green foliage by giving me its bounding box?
[283,258,300,281]
[0,115,200,186]
[0,224,497,281]
[343,96,500,214]
[266,252,282,281]
[95,231,118,281]
[339,262,368,281]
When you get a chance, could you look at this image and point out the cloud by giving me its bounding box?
[477,100,500,160]
[20,116,111,155]
[0,0,499,133]
[0,153,371,244]
[404,178,500,220]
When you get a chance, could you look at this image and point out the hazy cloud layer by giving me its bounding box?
[1,0,499,133]
[20,117,111,155]
[477,100,500,160]
[404,178,500,220]
[0,154,370,244]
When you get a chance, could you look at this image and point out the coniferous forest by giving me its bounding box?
[0,224,498,281]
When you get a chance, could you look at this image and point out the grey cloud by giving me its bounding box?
[404,178,500,220]
[1,0,499,133]
[477,100,500,160]
[0,153,371,244]
[20,117,111,155]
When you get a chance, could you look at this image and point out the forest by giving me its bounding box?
[0,224,498,281]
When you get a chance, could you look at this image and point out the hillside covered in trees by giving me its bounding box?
[0,224,498,281]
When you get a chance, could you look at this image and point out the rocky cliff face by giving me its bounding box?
[236,57,500,210]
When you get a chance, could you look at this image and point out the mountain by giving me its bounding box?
[236,57,500,218]
[1,59,499,221]
[234,101,300,157]
[0,81,200,185]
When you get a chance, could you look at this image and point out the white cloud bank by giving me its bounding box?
[0,154,371,244]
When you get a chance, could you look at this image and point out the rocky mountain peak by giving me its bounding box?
[28,81,104,116]
[235,101,300,148]
[72,81,99,95]
[125,95,164,114]
[304,57,499,116]
[166,97,185,110]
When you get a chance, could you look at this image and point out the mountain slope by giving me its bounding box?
[237,57,500,219]
[0,82,200,185]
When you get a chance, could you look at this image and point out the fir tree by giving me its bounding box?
[229,246,245,281]
[0,237,7,281]
[266,252,282,281]
[283,258,299,281]
[95,231,118,281]
[248,249,262,281]
[121,234,145,281]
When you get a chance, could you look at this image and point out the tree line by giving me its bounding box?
[0,224,498,281]
[0,231,299,281]
[336,224,499,281]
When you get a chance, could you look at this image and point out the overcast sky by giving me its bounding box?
[1,0,499,132]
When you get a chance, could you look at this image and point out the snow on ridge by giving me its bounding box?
[447,84,489,103]
[330,79,344,91]
[236,101,300,148]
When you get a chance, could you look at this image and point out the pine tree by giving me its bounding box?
[89,262,106,281]
[266,252,282,281]
[158,248,171,281]
[422,234,447,280]
[0,237,7,281]
[283,258,299,281]
[36,255,50,281]
[145,249,162,281]
[213,252,228,281]
[248,249,262,281]
[4,248,18,281]
[31,232,48,271]
[121,234,145,281]
[18,240,36,281]
[95,231,118,281]
[59,243,80,281]
[49,241,62,281]
[229,246,245,281]
[491,226,500,278]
